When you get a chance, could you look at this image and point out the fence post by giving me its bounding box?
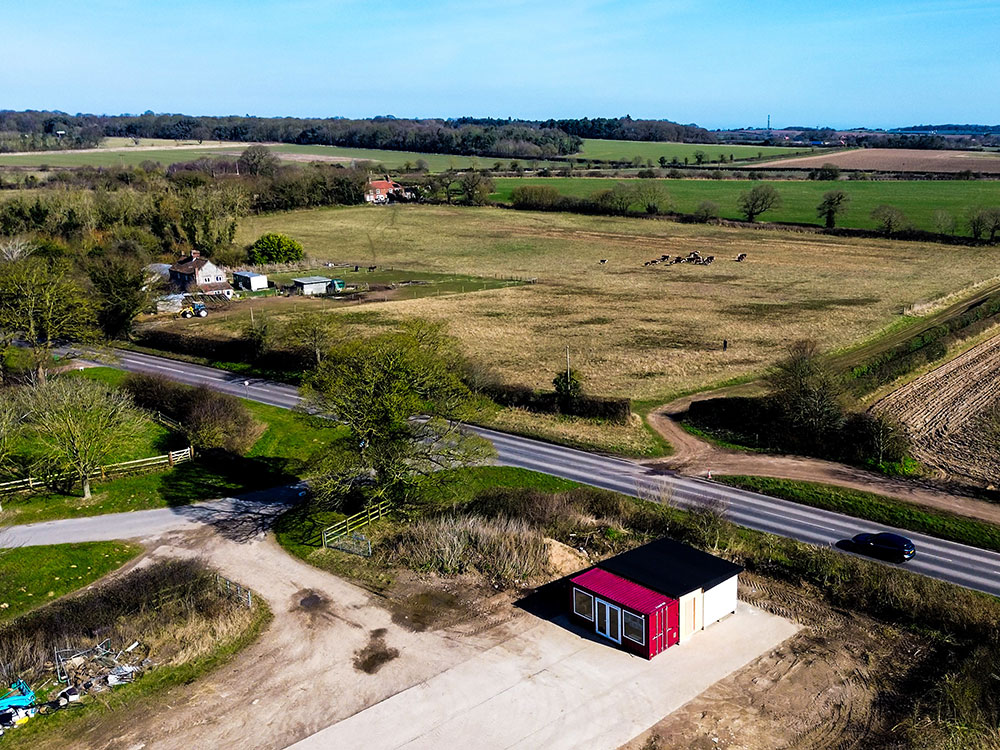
[168,451,174,467]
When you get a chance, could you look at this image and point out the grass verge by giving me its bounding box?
[0,542,141,623]
[716,476,1000,553]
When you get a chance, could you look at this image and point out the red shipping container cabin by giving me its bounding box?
[569,567,679,659]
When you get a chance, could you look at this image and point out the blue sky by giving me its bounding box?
[3,0,998,129]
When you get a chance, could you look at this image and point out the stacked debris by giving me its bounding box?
[53,638,152,694]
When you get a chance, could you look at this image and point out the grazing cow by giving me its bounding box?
[736,253,747,262]
[367,265,377,272]
[703,255,715,265]
[599,259,608,264]
[660,254,670,261]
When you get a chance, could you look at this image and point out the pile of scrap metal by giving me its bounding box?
[54,638,152,693]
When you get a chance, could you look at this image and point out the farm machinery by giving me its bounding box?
[0,680,37,733]
[180,302,208,319]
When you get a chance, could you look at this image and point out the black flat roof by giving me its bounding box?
[597,538,743,598]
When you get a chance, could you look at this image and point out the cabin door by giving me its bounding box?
[594,598,621,644]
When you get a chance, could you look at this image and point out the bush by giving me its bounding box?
[386,515,548,586]
[478,381,631,424]
[247,232,304,264]
[692,200,720,223]
[122,374,262,454]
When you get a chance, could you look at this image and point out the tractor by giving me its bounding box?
[0,680,36,732]
[180,302,208,319]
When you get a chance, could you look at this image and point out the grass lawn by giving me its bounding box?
[575,139,815,164]
[717,476,1000,553]
[490,177,1000,235]
[0,368,345,526]
[0,542,141,623]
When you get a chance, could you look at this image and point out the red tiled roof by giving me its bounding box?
[197,281,233,293]
[368,180,400,191]
[571,567,672,614]
[170,256,209,275]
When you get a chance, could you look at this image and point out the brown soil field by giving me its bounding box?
[873,332,1000,486]
[756,148,1000,173]
[234,205,1000,401]
[623,573,932,750]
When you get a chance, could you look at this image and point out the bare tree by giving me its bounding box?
[285,312,342,367]
[690,496,730,551]
[870,205,909,235]
[0,259,96,382]
[738,184,781,222]
[933,209,957,236]
[967,206,990,240]
[633,182,671,214]
[26,378,147,499]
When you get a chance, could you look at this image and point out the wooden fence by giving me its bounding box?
[0,447,194,495]
[321,499,393,549]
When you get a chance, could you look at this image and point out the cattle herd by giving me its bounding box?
[598,253,748,267]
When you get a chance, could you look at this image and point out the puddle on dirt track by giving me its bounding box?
[353,628,399,674]
[292,588,329,616]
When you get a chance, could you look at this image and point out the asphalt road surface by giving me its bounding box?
[27,347,998,598]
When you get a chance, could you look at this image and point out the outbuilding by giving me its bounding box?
[233,270,268,292]
[569,537,742,658]
[292,276,333,296]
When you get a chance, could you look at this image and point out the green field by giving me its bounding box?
[0,542,141,623]
[491,177,1000,234]
[575,138,816,163]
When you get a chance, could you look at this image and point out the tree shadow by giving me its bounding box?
[157,452,306,543]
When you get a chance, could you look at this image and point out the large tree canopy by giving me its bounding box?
[304,324,492,506]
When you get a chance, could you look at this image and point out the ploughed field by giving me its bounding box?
[874,332,1000,486]
[236,205,1000,401]
[490,177,1000,236]
[757,148,1000,174]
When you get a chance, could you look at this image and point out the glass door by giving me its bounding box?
[595,598,622,644]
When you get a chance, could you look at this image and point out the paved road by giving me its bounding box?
[24,347,999,598]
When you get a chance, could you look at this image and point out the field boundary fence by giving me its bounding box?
[0,447,194,495]
[214,575,254,609]
[320,499,393,549]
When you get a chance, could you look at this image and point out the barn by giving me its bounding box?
[569,538,742,658]
[292,276,333,295]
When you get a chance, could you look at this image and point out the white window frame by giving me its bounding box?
[623,611,645,645]
[572,588,594,621]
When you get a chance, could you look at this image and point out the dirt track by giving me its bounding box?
[873,333,1000,486]
[647,394,1000,525]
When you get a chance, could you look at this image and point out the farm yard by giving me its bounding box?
[491,177,1000,235]
[758,147,1000,174]
[231,204,1000,403]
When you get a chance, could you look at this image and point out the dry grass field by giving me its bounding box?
[234,205,1000,405]
[759,147,1000,173]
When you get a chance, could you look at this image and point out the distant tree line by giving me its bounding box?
[0,110,581,159]
[538,116,714,143]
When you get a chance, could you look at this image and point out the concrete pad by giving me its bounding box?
[289,603,799,750]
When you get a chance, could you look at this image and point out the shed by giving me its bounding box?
[569,568,678,659]
[569,538,742,657]
[292,276,332,296]
[233,270,268,292]
[598,538,742,645]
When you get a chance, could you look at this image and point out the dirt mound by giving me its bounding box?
[545,537,590,577]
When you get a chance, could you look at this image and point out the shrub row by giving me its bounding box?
[122,373,262,454]
[848,291,1000,394]
[482,382,631,424]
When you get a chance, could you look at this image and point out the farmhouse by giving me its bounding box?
[292,276,333,295]
[232,270,268,292]
[569,537,742,659]
[364,176,417,204]
[168,250,234,299]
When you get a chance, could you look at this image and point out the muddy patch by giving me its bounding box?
[352,628,399,674]
[292,588,330,621]
[390,589,463,631]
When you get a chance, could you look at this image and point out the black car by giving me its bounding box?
[851,532,916,563]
